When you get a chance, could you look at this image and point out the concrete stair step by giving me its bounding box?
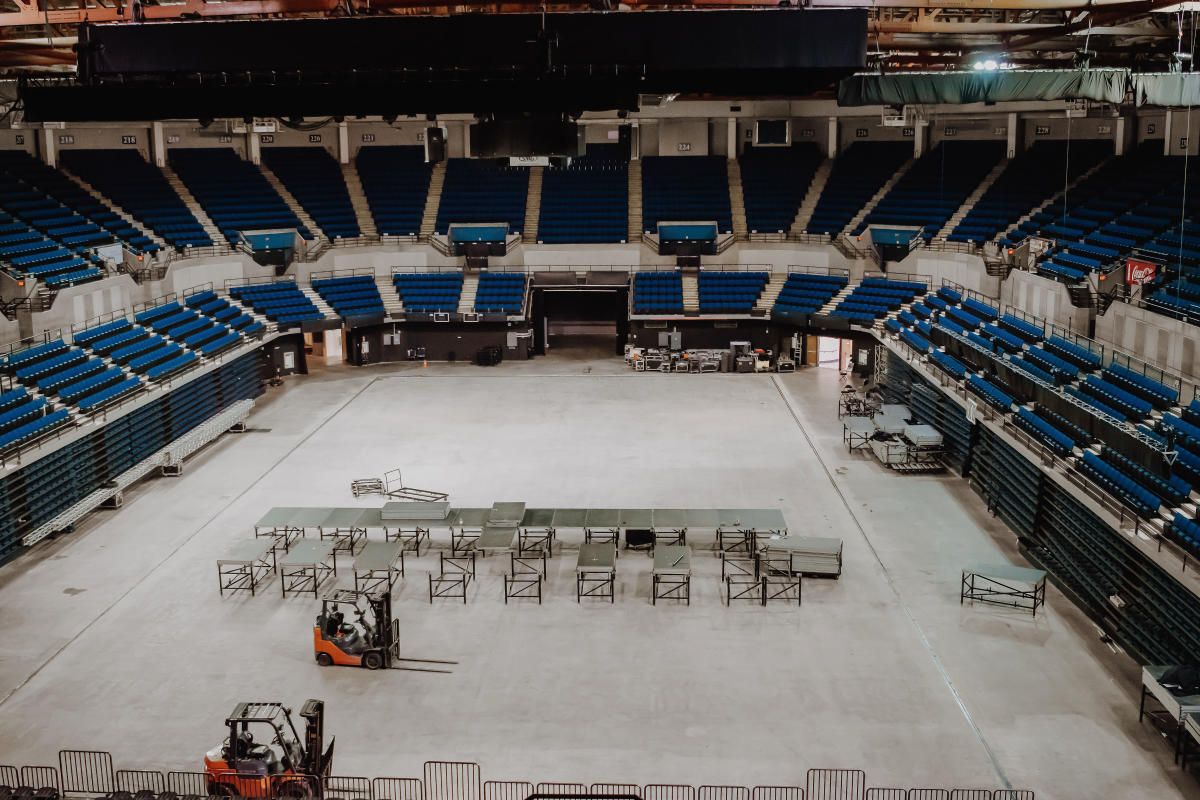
[375,275,404,316]
[260,164,325,244]
[840,158,915,237]
[341,162,378,238]
[523,165,544,244]
[755,272,788,312]
[627,159,643,241]
[162,165,224,242]
[419,161,448,240]
[302,287,336,320]
[60,167,168,251]
[791,159,833,235]
[457,274,479,314]
[935,157,1010,240]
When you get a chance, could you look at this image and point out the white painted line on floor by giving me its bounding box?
[771,374,1013,791]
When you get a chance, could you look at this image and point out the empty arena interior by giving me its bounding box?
[11,4,1200,800]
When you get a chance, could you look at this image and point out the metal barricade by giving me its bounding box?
[750,787,804,800]
[864,791,907,800]
[373,777,425,800]
[948,793,990,800]
[806,770,866,800]
[591,785,641,797]
[324,776,374,800]
[643,785,696,800]
[0,767,18,788]
[21,767,60,791]
[58,752,114,797]
[166,771,209,796]
[537,785,588,795]
[115,771,165,795]
[907,792,947,800]
[991,793,1034,800]
[482,781,534,800]
[698,786,749,800]
[423,762,481,800]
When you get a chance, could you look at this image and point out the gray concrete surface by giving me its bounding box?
[0,355,1193,800]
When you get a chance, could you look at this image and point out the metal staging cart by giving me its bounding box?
[652,545,691,605]
[217,539,277,596]
[475,524,547,604]
[429,551,476,603]
[279,539,337,598]
[960,563,1047,617]
[842,415,876,453]
[577,542,616,602]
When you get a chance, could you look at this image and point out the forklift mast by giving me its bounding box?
[299,699,334,776]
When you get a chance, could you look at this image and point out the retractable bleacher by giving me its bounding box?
[698,271,769,313]
[228,282,323,325]
[60,149,214,250]
[168,148,313,245]
[474,272,526,315]
[633,271,683,315]
[538,144,628,244]
[262,148,360,240]
[641,155,732,235]
[806,141,911,236]
[772,273,847,315]
[393,272,463,313]
[355,146,431,237]
[0,150,158,256]
[311,275,385,318]
[854,141,1005,241]
[434,159,529,236]
[951,139,1111,245]
[739,143,822,235]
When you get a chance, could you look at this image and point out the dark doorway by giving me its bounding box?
[535,288,628,358]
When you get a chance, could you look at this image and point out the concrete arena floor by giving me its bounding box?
[0,350,1194,800]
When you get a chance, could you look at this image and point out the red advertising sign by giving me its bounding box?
[1126,257,1157,286]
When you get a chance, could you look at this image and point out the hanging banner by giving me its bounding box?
[1126,257,1157,286]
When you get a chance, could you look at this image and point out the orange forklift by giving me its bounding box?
[204,699,333,798]
[314,589,455,672]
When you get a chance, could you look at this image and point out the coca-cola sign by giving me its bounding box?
[1126,257,1157,286]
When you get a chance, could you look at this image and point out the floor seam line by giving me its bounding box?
[0,377,380,710]
[770,375,1013,790]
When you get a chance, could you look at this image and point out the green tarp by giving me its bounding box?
[1132,73,1200,107]
[837,69,1129,107]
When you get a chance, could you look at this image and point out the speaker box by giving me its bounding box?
[425,127,446,163]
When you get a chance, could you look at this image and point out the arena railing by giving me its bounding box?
[224,274,299,291]
[864,270,932,289]
[0,753,1035,800]
[68,309,131,344]
[785,265,851,279]
[132,290,179,316]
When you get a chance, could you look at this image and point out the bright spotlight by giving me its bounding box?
[984,59,998,70]
[973,61,985,70]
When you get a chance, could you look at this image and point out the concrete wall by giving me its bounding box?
[28,275,139,338]
[998,268,1090,334]
[837,118,913,150]
[900,251,1000,299]
[656,119,710,156]
[1021,115,1115,149]
[927,115,1007,145]
[1096,300,1200,382]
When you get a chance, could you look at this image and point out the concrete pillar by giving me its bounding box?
[337,121,350,164]
[1164,111,1174,156]
[630,123,640,160]
[1006,112,1020,158]
[150,121,166,167]
[826,116,839,158]
[39,128,57,167]
[726,117,737,159]
[462,123,471,158]
[323,329,344,365]
[248,131,261,165]
[914,121,928,158]
[1115,116,1128,156]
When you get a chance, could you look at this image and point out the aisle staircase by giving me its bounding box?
[727,159,748,240]
[522,165,544,244]
[819,284,856,314]
[301,287,335,319]
[841,158,915,236]
[161,165,224,245]
[60,168,169,252]
[755,273,788,313]
[259,164,325,243]
[790,159,833,235]
[681,272,699,313]
[419,161,448,240]
[935,159,1010,240]
[376,275,404,317]
[457,274,479,314]
[342,163,378,238]
[627,159,643,241]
